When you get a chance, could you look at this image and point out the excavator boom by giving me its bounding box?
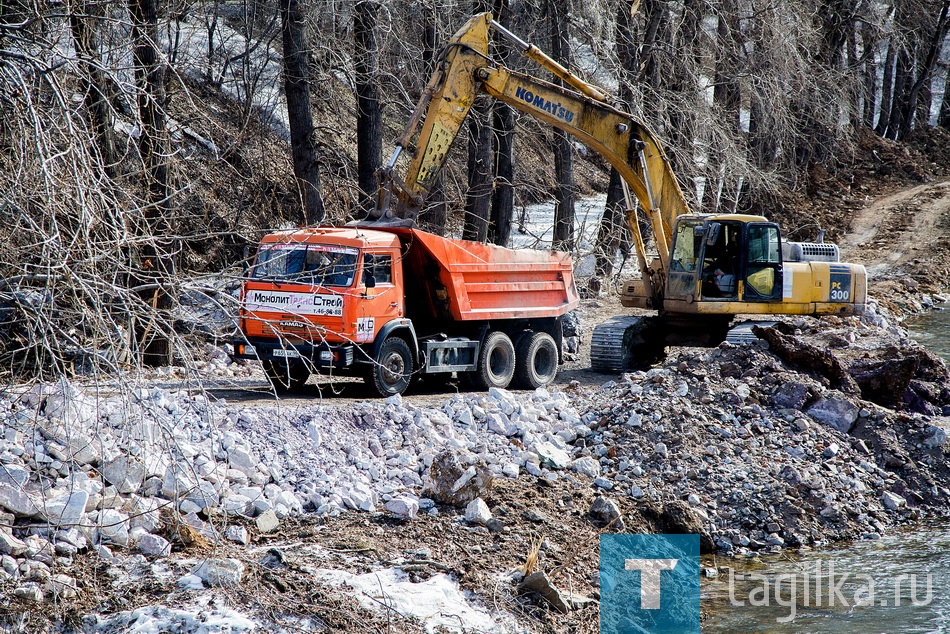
[368,12,868,374]
[368,12,693,305]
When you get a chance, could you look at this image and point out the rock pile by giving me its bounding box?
[1,306,948,610]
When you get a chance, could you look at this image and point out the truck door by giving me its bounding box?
[741,223,783,301]
[356,250,401,343]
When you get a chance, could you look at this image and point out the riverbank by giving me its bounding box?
[1,286,949,632]
[3,177,950,632]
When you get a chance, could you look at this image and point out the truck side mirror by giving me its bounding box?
[365,273,376,289]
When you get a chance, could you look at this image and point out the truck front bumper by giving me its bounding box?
[232,338,360,370]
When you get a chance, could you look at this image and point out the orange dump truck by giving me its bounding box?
[233,226,579,396]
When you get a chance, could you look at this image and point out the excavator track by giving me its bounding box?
[590,316,665,373]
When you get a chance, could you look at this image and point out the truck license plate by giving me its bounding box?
[272,348,299,358]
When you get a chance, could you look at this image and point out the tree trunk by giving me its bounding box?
[940,70,950,128]
[861,21,877,129]
[549,0,574,251]
[354,1,382,207]
[713,0,741,132]
[901,0,950,138]
[418,1,446,234]
[875,38,895,136]
[463,100,492,242]
[280,0,324,224]
[489,0,514,247]
[463,0,492,243]
[129,0,174,366]
[71,0,117,178]
[885,46,911,140]
[589,169,625,295]
[590,0,639,291]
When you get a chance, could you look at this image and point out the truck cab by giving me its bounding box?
[234,227,412,391]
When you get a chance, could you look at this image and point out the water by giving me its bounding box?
[905,305,950,361]
[702,525,950,632]
[705,309,950,632]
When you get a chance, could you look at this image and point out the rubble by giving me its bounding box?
[0,293,947,631]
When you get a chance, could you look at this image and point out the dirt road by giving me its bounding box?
[839,179,950,280]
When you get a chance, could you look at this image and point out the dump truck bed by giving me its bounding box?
[384,227,579,322]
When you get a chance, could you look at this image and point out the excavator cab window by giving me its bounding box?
[667,219,705,300]
[701,222,740,299]
[670,220,704,272]
[743,223,783,301]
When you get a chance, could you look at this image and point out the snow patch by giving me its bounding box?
[316,567,514,633]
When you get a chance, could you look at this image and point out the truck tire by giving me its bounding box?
[469,331,515,390]
[514,331,559,388]
[367,336,413,396]
[264,360,309,392]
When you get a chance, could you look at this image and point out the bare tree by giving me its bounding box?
[463,0,493,243]
[70,0,117,178]
[548,0,575,251]
[280,0,325,224]
[489,0,515,247]
[355,0,382,206]
[129,0,176,366]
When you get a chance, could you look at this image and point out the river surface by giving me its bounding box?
[702,525,950,632]
[703,310,950,632]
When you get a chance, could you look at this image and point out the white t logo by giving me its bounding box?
[624,558,679,609]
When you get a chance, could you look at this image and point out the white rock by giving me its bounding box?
[97,509,130,546]
[534,442,570,469]
[924,426,947,449]
[227,447,258,474]
[193,558,244,587]
[0,465,29,488]
[881,492,906,511]
[226,525,249,545]
[384,497,419,520]
[0,483,38,516]
[102,456,146,494]
[223,494,252,516]
[47,573,77,599]
[137,533,171,557]
[256,509,279,533]
[571,457,600,478]
[502,463,520,478]
[14,582,43,602]
[0,529,27,556]
[464,498,492,525]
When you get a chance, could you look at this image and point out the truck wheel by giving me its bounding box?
[264,360,309,392]
[515,331,559,389]
[367,337,413,396]
[469,331,515,390]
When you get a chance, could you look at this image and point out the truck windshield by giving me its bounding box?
[252,244,359,287]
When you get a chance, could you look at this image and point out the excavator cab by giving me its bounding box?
[665,215,784,305]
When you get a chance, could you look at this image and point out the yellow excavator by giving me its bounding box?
[370,12,867,371]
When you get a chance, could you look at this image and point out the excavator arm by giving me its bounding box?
[368,12,693,304]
